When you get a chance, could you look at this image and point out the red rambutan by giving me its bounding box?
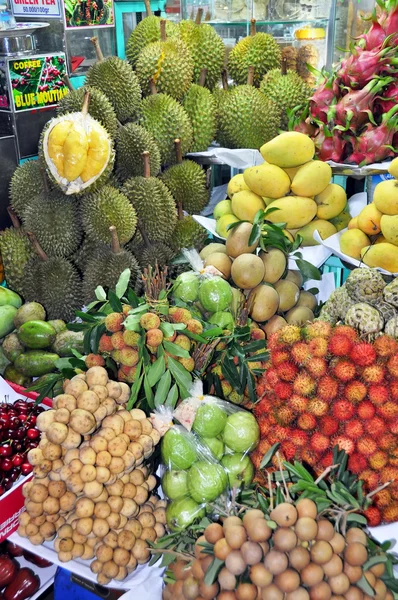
[379,433,397,451]
[319,416,340,437]
[344,420,364,440]
[271,349,290,366]
[374,489,392,508]
[267,331,284,351]
[332,435,355,455]
[281,440,297,461]
[307,398,329,417]
[389,418,398,435]
[273,425,291,441]
[389,448,398,467]
[305,321,332,339]
[389,481,398,500]
[99,334,114,353]
[274,381,293,400]
[369,450,388,470]
[357,400,376,420]
[380,465,398,483]
[317,375,339,400]
[279,325,302,345]
[364,506,382,527]
[290,394,308,413]
[333,360,356,382]
[387,354,398,377]
[308,337,328,358]
[291,342,312,365]
[357,436,378,456]
[382,503,398,523]
[364,416,386,438]
[361,364,385,384]
[253,398,270,417]
[368,384,389,406]
[333,325,358,340]
[350,342,376,367]
[374,335,398,357]
[301,448,318,467]
[390,380,398,401]
[328,334,353,357]
[378,401,398,420]
[332,399,356,421]
[265,368,280,388]
[297,412,317,431]
[276,361,298,382]
[293,372,316,397]
[291,429,309,447]
[348,452,368,474]
[274,406,295,427]
[310,432,330,454]
[320,451,333,468]
[306,358,328,378]
[359,469,379,490]
[344,380,367,404]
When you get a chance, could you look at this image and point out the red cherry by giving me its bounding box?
[21,463,33,475]
[12,454,23,466]
[0,445,12,457]
[8,418,20,430]
[2,458,13,471]
[18,414,28,423]
[0,415,9,427]
[9,467,20,482]
[28,415,37,426]
[2,477,12,490]
[27,428,40,440]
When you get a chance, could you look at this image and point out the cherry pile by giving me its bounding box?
[0,399,44,496]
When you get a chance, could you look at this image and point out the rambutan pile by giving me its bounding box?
[252,322,398,524]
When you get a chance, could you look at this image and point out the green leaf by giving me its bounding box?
[123,315,142,331]
[253,209,265,225]
[203,558,224,585]
[108,289,123,312]
[247,353,268,362]
[91,323,106,354]
[83,328,92,355]
[165,383,179,408]
[127,361,143,410]
[357,575,375,596]
[75,310,98,323]
[287,461,314,483]
[293,257,322,281]
[248,223,261,246]
[363,556,388,571]
[144,374,155,409]
[226,219,247,232]
[127,288,140,308]
[163,340,191,359]
[306,288,319,295]
[202,327,223,337]
[168,357,192,394]
[346,513,367,525]
[115,268,131,299]
[154,370,172,407]
[263,206,281,217]
[105,356,118,379]
[71,348,83,359]
[67,322,88,332]
[260,443,280,469]
[147,356,166,387]
[95,286,107,301]
[160,322,176,339]
[184,329,207,343]
[129,303,150,315]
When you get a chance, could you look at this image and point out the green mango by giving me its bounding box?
[0,288,22,309]
[47,320,67,333]
[14,350,60,376]
[0,347,10,375]
[0,305,18,338]
[2,333,24,361]
[330,205,352,232]
[18,320,56,349]
[4,364,32,387]
[52,330,84,357]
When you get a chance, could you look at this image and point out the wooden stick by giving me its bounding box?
[281,57,287,76]
[7,207,21,229]
[247,65,254,86]
[82,91,90,116]
[90,37,104,62]
[204,9,211,20]
[250,19,256,36]
[142,151,151,178]
[199,68,207,87]
[27,232,48,261]
[40,168,49,194]
[62,73,74,92]
[138,223,151,247]
[144,0,152,16]
[160,19,166,42]
[149,79,158,95]
[195,7,203,24]
[109,226,121,254]
[174,139,183,164]
[221,69,228,91]
[177,201,184,220]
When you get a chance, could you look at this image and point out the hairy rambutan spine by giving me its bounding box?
[357,436,378,456]
[344,380,367,403]
[350,342,377,367]
[333,359,356,382]
[319,416,340,436]
[332,399,356,421]
[328,334,353,356]
[310,432,330,454]
[297,412,317,430]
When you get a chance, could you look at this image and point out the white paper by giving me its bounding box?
[187,147,264,169]
[304,272,336,303]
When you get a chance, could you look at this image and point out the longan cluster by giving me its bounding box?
[163,499,391,600]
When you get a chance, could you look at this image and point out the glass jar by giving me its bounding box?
[294,27,326,84]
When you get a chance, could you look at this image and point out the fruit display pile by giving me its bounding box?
[0,540,52,599]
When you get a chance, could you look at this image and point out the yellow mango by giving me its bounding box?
[291,162,332,197]
[374,234,387,244]
[357,203,382,235]
[388,157,398,179]
[260,132,315,168]
[373,179,398,215]
[265,196,317,229]
[361,242,398,272]
[381,214,398,246]
[315,183,347,220]
[297,219,337,246]
[283,229,295,242]
[329,205,351,231]
[231,190,265,223]
[243,163,290,199]
[340,229,370,259]
[63,124,88,181]
[348,216,359,230]
[227,174,249,198]
[213,200,233,220]
[283,162,313,182]
[215,214,239,238]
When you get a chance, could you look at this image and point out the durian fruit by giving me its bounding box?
[139,90,193,165]
[160,139,209,215]
[86,37,141,124]
[297,44,319,85]
[40,91,114,195]
[83,226,141,303]
[57,82,118,140]
[0,209,34,295]
[9,160,48,220]
[121,152,177,244]
[182,69,217,151]
[125,0,179,68]
[129,239,175,270]
[260,61,311,129]
[116,122,161,181]
[22,183,82,258]
[170,215,208,252]
[80,185,137,245]
[216,67,281,149]
[74,236,104,273]
[22,234,82,321]
[228,20,281,87]
[281,46,298,71]
[135,20,193,99]
[179,8,225,90]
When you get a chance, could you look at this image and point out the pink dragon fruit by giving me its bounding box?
[309,75,338,123]
[346,104,398,165]
[375,81,398,113]
[383,0,398,39]
[335,77,393,131]
[313,125,347,162]
[337,41,398,88]
[355,10,387,50]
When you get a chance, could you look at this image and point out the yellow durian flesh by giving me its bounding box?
[62,122,88,181]
[80,123,109,183]
[47,120,72,177]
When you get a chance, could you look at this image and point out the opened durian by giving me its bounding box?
[86,37,141,123]
[136,20,193,99]
[122,151,177,244]
[57,83,118,140]
[179,9,225,90]
[125,0,179,68]
[40,91,114,195]
[182,70,217,151]
[228,20,281,87]
[116,123,161,181]
[171,215,208,252]
[83,226,141,302]
[9,160,48,220]
[139,90,193,165]
[0,210,34,295]
[80,185,137,245]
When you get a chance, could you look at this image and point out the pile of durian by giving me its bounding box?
[1,7,312,320]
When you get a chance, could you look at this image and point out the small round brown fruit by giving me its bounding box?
[273,527,297,552]
[329,573,350,595]
[344,563,363,584]
[261,584,284,600]
[316,520,335,541]
[323,554,343,578]
[246,519,272,543]
[249,564,272,587]
[191,559,205,580]
[286,588,310,600]
[311,540,333,565]
[243,509,264,527]
[346,528,367,545]
[225,550,246,575]
[270,503,298,527]
[236,583,257,600]
[289,546,310,571]
[345,586,365,600]
[329,533,345,555]
[274,569,300,593]
[214,538,233,561]
[264,549,288,575]
[223,516,243,529]
[295,517,318,541]
[309,581,332,600]
[195,536,207,560]
[301,563,324,587]
[182,577,199,600]
[204,523,224,544]
[218,567,236,591]
[240,541,263,565]
[198,581,220,600]
[345,542,368,567]
[225,525,247,549]
[370,563,385,578]
[296,498,317,519]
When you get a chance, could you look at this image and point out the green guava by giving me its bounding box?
[209,311,234,330]
[222,411,260,453]
[198,277,233,313]
[173,272,199,303]
[161,427,197,470]
[202,436,225,460]
[166,496,205,531]
[162,470,189,500]
[192,402,227,438]
[221,452,254,488]
[187,461,228,503]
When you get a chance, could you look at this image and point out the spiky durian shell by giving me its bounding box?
[116,123,161,181]
[136,39,193,99]
[10,160,48,220]
[228,33,281,87]
[121,176,177,243]
[0,228,34,295]
[138,94,193,165]
[170,216,207,252]
[80,185,137,245]
[22,190,82,258]
[83,247,141,303]
[216,85,281,149]
[131,241,175,270]
[182,84,216,151]
[126,16,179,68]
[85,57,141,123]
[57,86,118,139]
[73,236,104,273]
[179,21,225,90]
[260,69,311,129]
[22,257,82,321]
[160,160,209,214]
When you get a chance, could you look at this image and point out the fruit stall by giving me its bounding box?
[0,1,397,599]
